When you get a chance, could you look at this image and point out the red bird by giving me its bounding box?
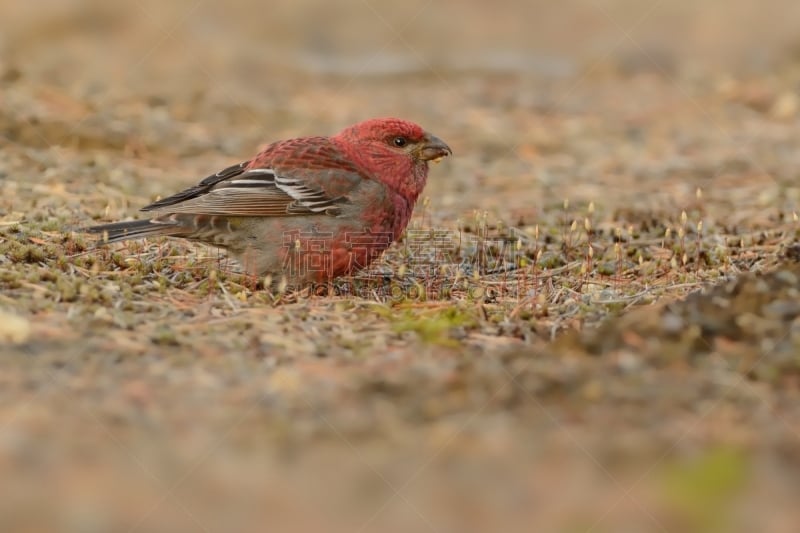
[88,117,451,286]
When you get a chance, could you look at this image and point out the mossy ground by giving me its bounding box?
[3,1,800,532]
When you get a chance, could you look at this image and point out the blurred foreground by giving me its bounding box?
[2,1,800,532]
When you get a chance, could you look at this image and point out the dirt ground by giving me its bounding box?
[3,1,800,532]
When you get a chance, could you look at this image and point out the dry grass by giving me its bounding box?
[3,1,800,532]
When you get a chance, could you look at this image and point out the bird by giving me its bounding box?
[86,117,452,286]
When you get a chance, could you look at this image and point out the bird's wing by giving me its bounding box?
[140,139,364,217]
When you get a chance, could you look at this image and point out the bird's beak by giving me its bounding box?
[417,134,452,163]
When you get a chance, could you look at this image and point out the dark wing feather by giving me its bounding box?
[141,161,251,211]
[139,167,349,217]
[146,168,298,217]
[138,138,364,218]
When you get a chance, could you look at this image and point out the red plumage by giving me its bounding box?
[87,117,451,286]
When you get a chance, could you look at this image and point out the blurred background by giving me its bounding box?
[4,0,800,218]
[3,1,800,532]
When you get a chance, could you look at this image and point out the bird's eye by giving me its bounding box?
[392,136,408,148]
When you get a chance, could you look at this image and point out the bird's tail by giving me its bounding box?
[86,219,180,245]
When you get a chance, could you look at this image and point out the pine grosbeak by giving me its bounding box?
[87,117,451,285]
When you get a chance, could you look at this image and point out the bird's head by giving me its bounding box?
[333,117,451,199]
[335,117,452,165]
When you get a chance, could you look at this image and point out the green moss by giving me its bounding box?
[660,447,747,533]
[150,325,180,346]
[392,306,477,346]
[39,219,61,232]
[56,277,80,302]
